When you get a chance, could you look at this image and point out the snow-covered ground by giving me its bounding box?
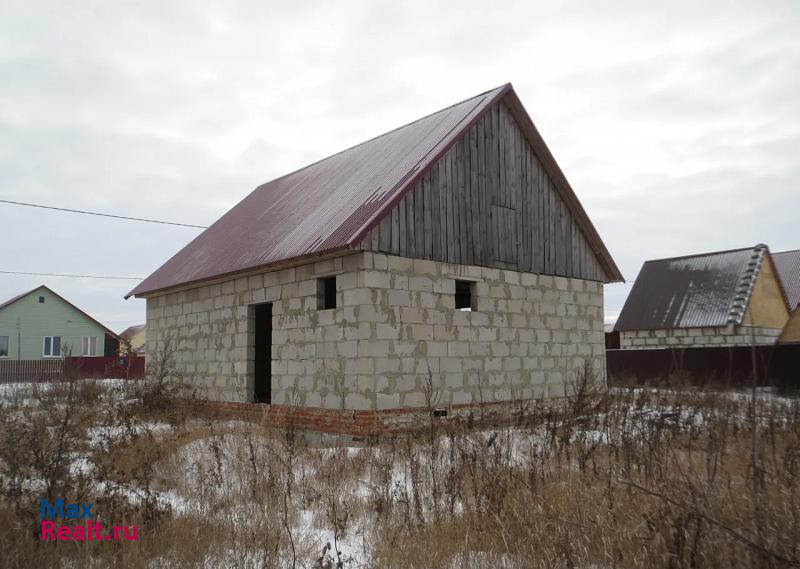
[1,380,797,567]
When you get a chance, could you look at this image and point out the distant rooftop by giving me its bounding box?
[773,249,800,311]
[615,245,768,331]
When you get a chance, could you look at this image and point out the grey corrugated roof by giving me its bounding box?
[128,84,622,298]
[614,245,768,331]
[773,249,800,310]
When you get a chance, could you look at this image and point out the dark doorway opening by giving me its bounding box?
[253,303,272,404]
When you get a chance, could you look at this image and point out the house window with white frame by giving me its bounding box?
[82,336,97,357]
[43,336,61,358]
[0,336,8,357]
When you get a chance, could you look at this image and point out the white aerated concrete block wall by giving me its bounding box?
[146,252,606,409]
[619,325,783,349]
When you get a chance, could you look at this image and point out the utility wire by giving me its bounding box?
[0,270,143,280]
[0,198,208,229]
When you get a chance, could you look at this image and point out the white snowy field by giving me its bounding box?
[0,378,798,568]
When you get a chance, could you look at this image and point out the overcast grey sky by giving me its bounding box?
[1,0,798,331]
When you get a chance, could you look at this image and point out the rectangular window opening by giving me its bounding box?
[43,336,61,357]
[38,296,45,303]
[82,336,97,356]
[455,280,475,312]
[317,276,337,310]
[0,336,8,357]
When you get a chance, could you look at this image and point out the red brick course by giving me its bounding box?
[200,398,555,436]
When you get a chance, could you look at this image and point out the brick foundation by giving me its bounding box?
[203,397,566,437]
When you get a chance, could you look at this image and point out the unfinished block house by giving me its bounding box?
[128,84,622,427]
[614,245,790,349]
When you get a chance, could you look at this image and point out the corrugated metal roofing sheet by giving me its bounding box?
[128,83,622,298]
[129,85,509,297]
[614,245,767,331]
[773,249,800,310]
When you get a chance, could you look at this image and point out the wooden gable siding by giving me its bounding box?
[361,101,607,281]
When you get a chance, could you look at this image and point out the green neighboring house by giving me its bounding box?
[0,285,119,360]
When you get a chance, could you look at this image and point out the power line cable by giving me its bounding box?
[0,270,143,280]
[0,198,208,228]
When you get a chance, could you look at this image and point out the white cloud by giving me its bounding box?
[1,0,798,329]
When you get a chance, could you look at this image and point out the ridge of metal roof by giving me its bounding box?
[641,245,762,265]
[128,83,621,298]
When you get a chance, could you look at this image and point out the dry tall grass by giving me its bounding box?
[0,366,798,568]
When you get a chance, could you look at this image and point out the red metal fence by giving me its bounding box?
[0,356,145,384]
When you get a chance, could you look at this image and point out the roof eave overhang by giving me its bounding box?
[127,245,354,300]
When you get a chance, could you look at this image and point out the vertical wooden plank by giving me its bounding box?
[489,105,500,261]
[445,149,456,264]
[398,195,407,257]
[455,139,466,265]
[547,177,554,275]
[529,148,537,273]
[535,161,541,273]
[379,215,390,252]
[554,185,560,275]
[430,166,439,260]
[498,105,507,207]
[563,198,570,276]
[415,177,426,258]
[406,184,415,257]
[565,201,571,276]
[391,204,400,253]
[462,138,471,265]
[540,168,547,273]
[476,116,487,267]
[469,124,481,267]
[556,183,563,275]
[466,132,475,267]
[371,225,379,251]
[553,181,559,275]
[423,174,433,259]
[514,119,523,269]
[523,144,531,273]
[547,181,559,274]
[421,178,429,258]
[438,159,447,261]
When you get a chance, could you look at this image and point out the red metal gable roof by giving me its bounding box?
[128,83,622,298]
[129,85,509,298]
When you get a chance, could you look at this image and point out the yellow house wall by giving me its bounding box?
[128,327,146,351]
[744,254,790,329]
[780,309,800,344]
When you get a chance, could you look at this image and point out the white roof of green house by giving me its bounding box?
[0,285,118,360]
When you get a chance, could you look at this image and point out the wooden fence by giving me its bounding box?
[0,356,145,384]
